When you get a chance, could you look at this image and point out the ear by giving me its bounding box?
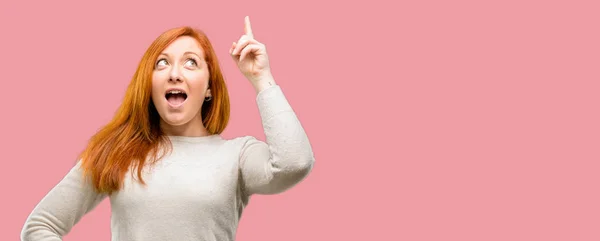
[206,88,212,97]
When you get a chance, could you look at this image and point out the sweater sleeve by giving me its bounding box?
[21,160,107,241]
[238,85,315,196]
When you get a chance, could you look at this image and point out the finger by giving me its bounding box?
[232,36,262,56]
[230,42,240,62]
[229,41,236,55]
[239,43,262,62]
[231,35,249,56]
[244,16,253,39]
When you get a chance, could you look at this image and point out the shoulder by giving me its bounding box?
[222,135,268,157]
[225,135,265,148]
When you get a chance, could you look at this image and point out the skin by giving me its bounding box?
[229,16,276,93]
[151,35,212,137]
[152,16,276,137]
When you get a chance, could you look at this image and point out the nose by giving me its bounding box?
[169,66,183,82]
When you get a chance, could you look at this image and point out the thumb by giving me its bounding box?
[229,42,240,62]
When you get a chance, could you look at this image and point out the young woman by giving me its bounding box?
[21,16,315,241]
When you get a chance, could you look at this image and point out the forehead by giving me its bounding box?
[161,36,204,56]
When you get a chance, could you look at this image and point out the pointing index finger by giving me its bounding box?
[244,16,254,39]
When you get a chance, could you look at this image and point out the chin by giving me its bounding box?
[161,113,192,126]
[153,96,203,129]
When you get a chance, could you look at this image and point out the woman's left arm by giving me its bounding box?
[230,16,315,195]
[238,82,315,195]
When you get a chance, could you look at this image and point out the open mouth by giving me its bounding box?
[165,89,188,106]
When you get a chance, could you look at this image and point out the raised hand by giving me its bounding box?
[229,16,275,92]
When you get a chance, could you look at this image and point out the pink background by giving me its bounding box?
[2,0,599,240]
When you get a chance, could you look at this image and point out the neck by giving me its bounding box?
[159,112,210,137]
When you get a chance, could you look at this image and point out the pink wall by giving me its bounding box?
[2,0,599,240]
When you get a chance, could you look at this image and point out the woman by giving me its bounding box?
[21,16,315,241]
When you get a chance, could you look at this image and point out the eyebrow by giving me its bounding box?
[159,51,202,58]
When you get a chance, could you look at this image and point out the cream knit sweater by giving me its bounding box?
[21,85,315,241]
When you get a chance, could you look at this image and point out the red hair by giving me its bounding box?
[78,26,230,195]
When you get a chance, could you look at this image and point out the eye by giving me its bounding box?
[184,58,198,68]
[156,58,168,67]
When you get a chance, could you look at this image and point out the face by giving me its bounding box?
[151,36,211,130]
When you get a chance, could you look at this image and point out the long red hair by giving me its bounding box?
[78,26,230,195]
